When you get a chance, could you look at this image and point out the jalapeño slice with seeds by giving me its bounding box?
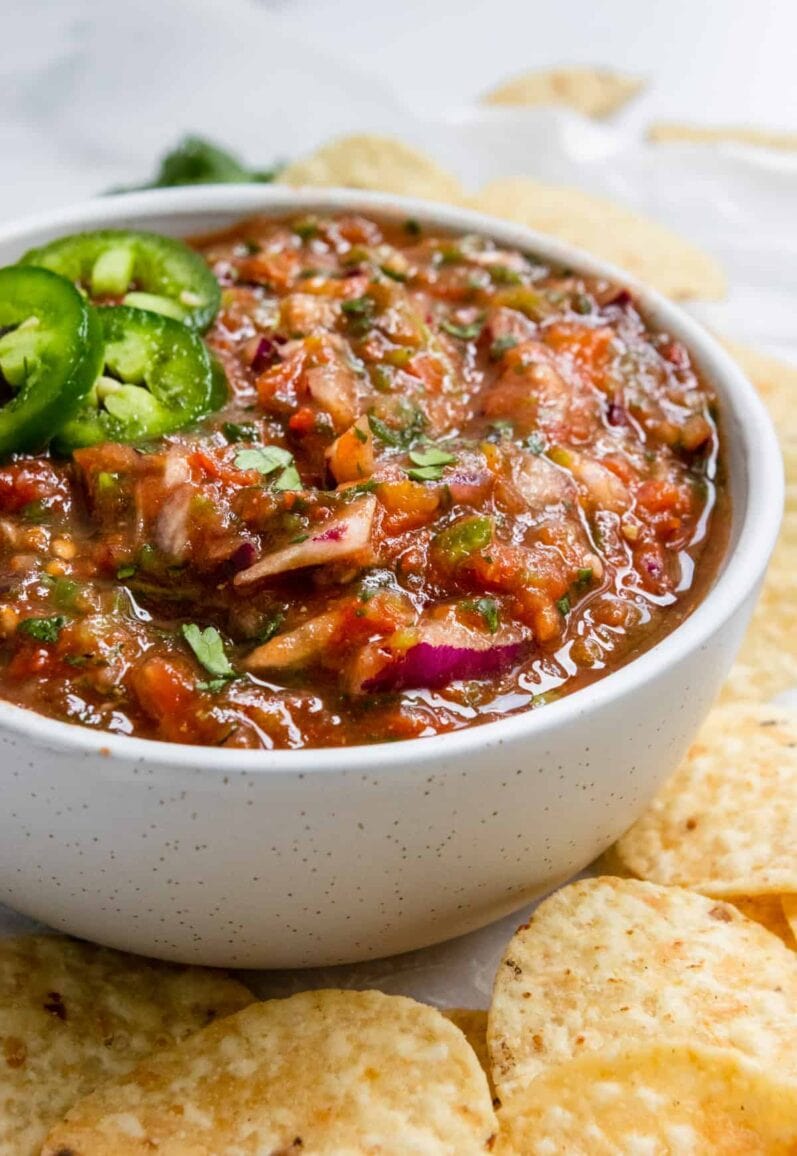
[54,306,223,451]
[0,266,103,459]
[19,228,221,332]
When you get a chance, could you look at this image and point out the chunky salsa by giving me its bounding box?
[0,213,726,748]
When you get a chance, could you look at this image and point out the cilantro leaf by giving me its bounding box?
[407,466,445,482]
[489,335,518,361]
[440,318,483,340]
[463,597,500,634]
[408,445,457,469]
[341,296,375,318]
[223,421,257,443]
[257,611,284,644]
[235,446,292,475]
[273,463,303,491]
[18,615,66,643]
[111,135,281,193]
[181,624,235,680]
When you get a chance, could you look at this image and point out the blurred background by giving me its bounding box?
[3,0,796,215]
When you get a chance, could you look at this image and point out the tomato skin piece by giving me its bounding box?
[0,266,103,459]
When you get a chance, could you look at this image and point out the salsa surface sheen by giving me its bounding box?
[0,213,727,749]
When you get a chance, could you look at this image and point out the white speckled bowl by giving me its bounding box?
[0,187,782,967]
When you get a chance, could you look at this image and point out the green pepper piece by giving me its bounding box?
[54,306,223,450]
[432,516,493,566]
[19,229,221,332]
[0,266,103,458]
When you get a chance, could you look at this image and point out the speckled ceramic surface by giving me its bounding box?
[0,187,782,967]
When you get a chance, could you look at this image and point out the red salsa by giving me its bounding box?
[0,214,726,748]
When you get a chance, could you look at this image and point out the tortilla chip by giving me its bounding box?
[730,895,796,948]
[781,895,797,941]
[487,877,797,1098]
[482,66,644,117]
[492,1043,797,1155]
[443,1008,492,1094]
[650,122,797,151]
[722,339,797,436]
[613,705,797,896]
[718,343,796,703]
[44,989,497,1155]
[719,443,797,704]
[473,177,726,299]
[277,134,465,203]
[0,935,252,1155]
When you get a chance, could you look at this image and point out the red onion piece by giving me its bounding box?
[251,337,281,374]
[362,638,526,693]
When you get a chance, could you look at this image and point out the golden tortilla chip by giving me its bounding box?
[730,895,796,948]
[0,934,252,1155]
[782,895,797,941]
[492,1043,797,1155]
[649,122,797,151]
[720,444,797,704]
[718,344,796,703]
[443,1008,492,1093]
[613,705,797,896]
[473,178,726,299]
[487,877,797,1098]
[482,66,644,117]
[277,134,465,203]
[722,339,797,436]
[44,989,497,1155]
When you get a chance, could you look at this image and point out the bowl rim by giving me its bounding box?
[0,184,783,772]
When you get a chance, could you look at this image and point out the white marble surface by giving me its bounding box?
[1,0,796,1002]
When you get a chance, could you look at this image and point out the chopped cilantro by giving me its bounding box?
[463,596,500,633]
[197,677,229,694]
[341,296,374,317]
[368,410,427,450]
[273,463,303,491]
[21,499,50,524]
[404,218,422,236]
[380,264,407,282]
[234,446,293,475]
[341,295,376,336]
[572,293,593,315]
[489,335,518,361]
[257,611,284,644]
[223,421,257,443]
[293,218,318,241]
[18,615,66,643]
[409,445,456,468]
[181,624,235,680]
[556,595,571,616]
[440,318,483,341]
[343,479,378,498]
[436,246,463,267]
[51,578,81,608]
[116,565,136,581]
[489,265,523,286]
[575,567,594,588]
[353,424,368,444]
[290,533,309,544]
[406,444,455,482]
[407,466,444,482]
